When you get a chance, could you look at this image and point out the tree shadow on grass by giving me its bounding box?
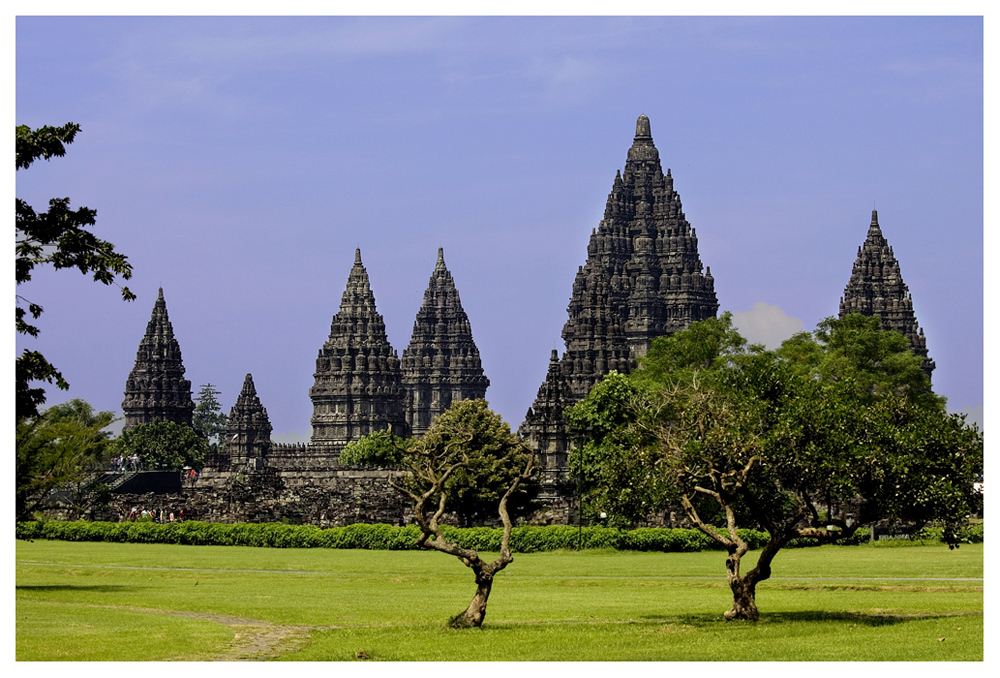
[650,610,973,628]
[17,584,134,593]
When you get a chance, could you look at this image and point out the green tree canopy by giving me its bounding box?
[16,123,135,418]
[193,383,227,447]
[341,399,535,628]
[115,421,208,471]
[568,313,982,621]
[16,399,117,521]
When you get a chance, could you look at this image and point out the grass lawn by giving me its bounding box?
[16,539,983,661]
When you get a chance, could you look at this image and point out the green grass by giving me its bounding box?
[16,539,983,661]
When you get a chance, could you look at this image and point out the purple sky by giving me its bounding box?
[15,15,984,439]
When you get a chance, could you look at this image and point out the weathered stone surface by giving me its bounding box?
[208,373,272,470]
[522,115,719,511]
[121,288,194,429]
[308,249,409,454]
[402,247,489,436]
[557,115,718,404]
[840,210,935,378]
[519,349,575,495]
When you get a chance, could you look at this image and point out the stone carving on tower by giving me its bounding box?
[218,373,273,471]
[309,249,409,451]
[559,114,719,402]
[402,248,490,436]
[519,349,575,491]
[121,288,194,430]
[520,114,720,508]
[840,209,935,379]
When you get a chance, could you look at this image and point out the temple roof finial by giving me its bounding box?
[635,114,652,138]
[436,247,446,271]
[354,248,362,265]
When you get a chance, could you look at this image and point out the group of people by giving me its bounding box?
[120,507,184,523]
[110,454,142,472]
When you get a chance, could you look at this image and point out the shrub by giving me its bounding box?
[14,520,981,551]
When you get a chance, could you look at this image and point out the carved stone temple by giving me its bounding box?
[121,288,194,430]
[840,209,935,379]
[308,248,410,451]
[210,373,272,471]
[520,114,719,504]
[100,115,939,528]
[402,247,490,436]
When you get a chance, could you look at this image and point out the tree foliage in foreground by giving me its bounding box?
[341,399,535,628]
[114,421,208,471]
[569,313,982,621]
[16,123,135,419]
[16,399,116,521]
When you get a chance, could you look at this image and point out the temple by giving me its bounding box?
[121,288,194,430]
[103,115,938,527]
[520,115,719,503]
[215,373,272,471]
[308,248,409,452]
[840,210,935,379]
[402,247,490,436]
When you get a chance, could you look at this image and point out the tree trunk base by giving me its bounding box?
[447,575,493,628]
[447,611,484,629]
[726,579,760,621]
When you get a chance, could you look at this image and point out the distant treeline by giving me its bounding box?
[14,520,983,552]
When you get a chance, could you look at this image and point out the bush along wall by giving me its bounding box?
[14,520,983,552]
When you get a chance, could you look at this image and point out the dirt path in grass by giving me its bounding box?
[89,603,323,660]
[158,609,317,660]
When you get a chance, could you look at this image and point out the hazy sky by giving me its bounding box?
[15,15,984,438]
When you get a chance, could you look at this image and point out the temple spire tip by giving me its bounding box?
[635,114,651,138]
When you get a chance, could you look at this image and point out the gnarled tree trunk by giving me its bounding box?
[449,566,497,628]
[725,572,760,621]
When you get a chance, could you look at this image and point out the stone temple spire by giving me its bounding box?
[519,349,574,474]
[219,373,272,470]
[840,210,935,379]
[309,249,408,449]
[122,288,194,430]
[558,114,719,401]
[402,248,490,436]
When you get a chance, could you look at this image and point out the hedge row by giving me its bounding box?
[18,520,980,552]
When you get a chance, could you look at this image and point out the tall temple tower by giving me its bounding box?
[840,209,935,379]
[309,249,408,450]
[522,115,719,504]
[401,248,490,436]
[217,373,272,470]
[558,114,718,400]
[121,288,194,430]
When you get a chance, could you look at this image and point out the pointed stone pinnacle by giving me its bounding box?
[636,114,652,138]
[354,248,362,265]
[841,210,934,380]
[122,287,194,429]
[402,249,489,436]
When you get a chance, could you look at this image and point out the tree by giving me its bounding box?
[16,123,135,419]
[341,399,535,628]
[115,421,209,471]
[569,313,982,621]
[16,399,117,521]
[193,384,227,448]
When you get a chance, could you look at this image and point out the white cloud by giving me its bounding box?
[730,301,803,350]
